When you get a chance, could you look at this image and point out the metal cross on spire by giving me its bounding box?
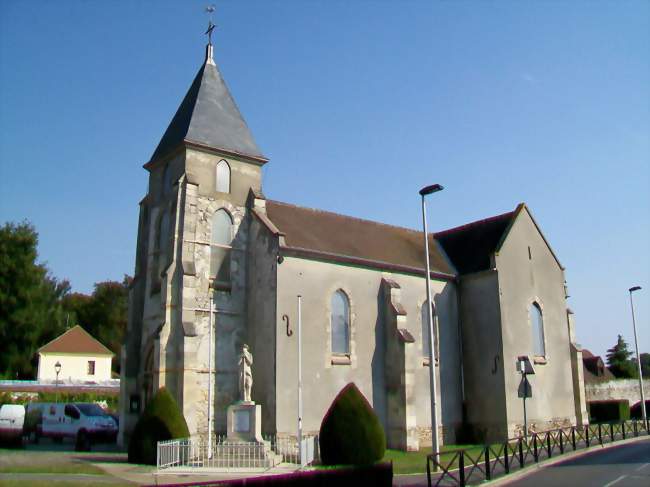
[205,5,216,45]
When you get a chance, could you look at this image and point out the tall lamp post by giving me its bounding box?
[629,286,646,427]
[420,183,444,460]
[54,361,61,403]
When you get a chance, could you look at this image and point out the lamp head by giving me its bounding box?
[419,184,444,196]
[54,361,61,374]
[629,286,642,293]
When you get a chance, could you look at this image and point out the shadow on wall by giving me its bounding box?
[371,288,387,434]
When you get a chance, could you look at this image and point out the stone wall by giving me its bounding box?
[585,379,650,406]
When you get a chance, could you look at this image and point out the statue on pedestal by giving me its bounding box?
[239,344,253,402]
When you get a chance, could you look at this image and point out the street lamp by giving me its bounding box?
[54,361,62,403]
[629,286,646,427]
[420,183,444,459]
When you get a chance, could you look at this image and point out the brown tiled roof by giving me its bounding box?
[435,208,517,275]
[264,200,456,278]
[581,349,595,359]
[581,350,616,383]
[38,326,113,356]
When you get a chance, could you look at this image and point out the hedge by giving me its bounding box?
[128,387,189,465]
[588,400,630,423]
[319,382,386,466]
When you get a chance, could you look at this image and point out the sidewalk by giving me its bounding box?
[96,462,302,486]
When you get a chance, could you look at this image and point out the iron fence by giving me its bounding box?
[427,419,650,486]
[157,434,318,471]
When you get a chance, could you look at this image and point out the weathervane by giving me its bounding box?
[205,5,216,45]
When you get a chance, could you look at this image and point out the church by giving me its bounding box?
[119,36,587,450]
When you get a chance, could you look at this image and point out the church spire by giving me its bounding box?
[148,10,266,165]
[204,6,216,66]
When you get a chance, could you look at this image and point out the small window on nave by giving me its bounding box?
[216,160,231,194]
[531,302,545,357]
[210,208,233,283]
[331,290,350,355]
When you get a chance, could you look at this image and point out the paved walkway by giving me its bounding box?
[97,462,301,486]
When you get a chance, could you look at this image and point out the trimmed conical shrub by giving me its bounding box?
[128,387,190,464]
[319,382,386,465]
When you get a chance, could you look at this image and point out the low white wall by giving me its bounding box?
[586,379,650,406]
[37,353,113,382]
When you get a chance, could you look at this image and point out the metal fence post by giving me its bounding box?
[634,420,638,437]
[598,423,603,445]
[610,423,614,442]
[533,434,538,463]
[572,427,576,450]
[546,433,552,457]
[485,446,491,481]
[586,425,590,447]
[559,429,564,454]
[426,455,431,487]
[622,421,626,440]
[459,450,465,487]
[518,438,524,468]
[504,442,510,474]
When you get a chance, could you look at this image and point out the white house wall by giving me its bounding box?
[38,353,112,382]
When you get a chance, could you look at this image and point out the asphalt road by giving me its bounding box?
[508,438,650,487]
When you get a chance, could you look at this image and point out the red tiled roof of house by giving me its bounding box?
[38,325,113,356]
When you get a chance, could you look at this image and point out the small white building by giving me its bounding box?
[37,326,114,382]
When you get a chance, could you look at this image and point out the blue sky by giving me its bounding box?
[0,0,648,359]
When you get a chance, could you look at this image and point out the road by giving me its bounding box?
[508,438,650,487]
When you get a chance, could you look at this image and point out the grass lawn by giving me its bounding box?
[0,482,134,487]
[0,448,106,475]
[383,444,486,474]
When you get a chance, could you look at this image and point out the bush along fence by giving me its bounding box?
[427,419,650,487]
[157,434,318,471]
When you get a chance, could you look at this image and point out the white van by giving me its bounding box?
[0,404,25,444]
[28,402,117,450]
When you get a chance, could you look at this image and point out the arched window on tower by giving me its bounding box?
[216,160,231,194]
[331,290,350,355]
[210,209,233,283]
[421,300,439,365]
[530,302,545,357]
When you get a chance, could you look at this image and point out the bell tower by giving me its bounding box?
[120,23,268,443]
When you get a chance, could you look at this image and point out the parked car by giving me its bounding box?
[26,402,118,450]
[0,404,25,445]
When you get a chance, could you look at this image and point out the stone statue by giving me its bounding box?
[239,344,253,402]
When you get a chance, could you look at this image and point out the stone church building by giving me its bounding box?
[119,39,587,449]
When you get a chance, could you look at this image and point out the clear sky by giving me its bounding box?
[0,0,648,359]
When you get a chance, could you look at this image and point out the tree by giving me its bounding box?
[606,335,637,379]
[62,277,130,374]
[0,221,69,378]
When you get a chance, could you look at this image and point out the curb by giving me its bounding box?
[482,435,650,486]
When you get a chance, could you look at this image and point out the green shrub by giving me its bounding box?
[588,400,630,423]
[128,387,190,464]
[319,382,386,466]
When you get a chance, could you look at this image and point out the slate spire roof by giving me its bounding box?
[149,43,266,164]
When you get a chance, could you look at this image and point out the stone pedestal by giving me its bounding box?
[226,401,263,443]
